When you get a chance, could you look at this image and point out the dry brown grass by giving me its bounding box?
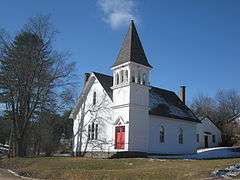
[0,157,240,180]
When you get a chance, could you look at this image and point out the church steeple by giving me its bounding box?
[112,20,152,68]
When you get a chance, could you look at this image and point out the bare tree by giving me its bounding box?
[0,15,75,157]
[191,94,217,122]
[191,89,240,146]
[216,89,240,122]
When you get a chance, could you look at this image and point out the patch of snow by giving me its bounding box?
[149,93,166,109]
[211,164,240,179]
[149,92,195,119]
[148,147,240,160]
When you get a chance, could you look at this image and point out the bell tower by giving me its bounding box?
[111,20,152,152]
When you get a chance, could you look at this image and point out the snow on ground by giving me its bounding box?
[149,147,240,159]
[211,164,240,178]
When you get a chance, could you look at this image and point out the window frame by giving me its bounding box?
[91,123,95,140]
[88,124,91,140]
[142,73,146,85]
[196,134,199,143]
[93,91,96,105]
[212,135,215,143]
[125,70,128,82]
[95,124,98,140]
[137,72,141,84]
[159,126,165,143]
[116,73,120,85]
[178,128,183,144]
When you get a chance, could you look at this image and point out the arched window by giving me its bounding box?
[159,126,165,143]
[120,70,124,83]
[116,73,120,85]
[178,128,183,144]
[131,75,135,83]
[137,72,141,84]
[125,70,128,82]
[142,73,146,85]
[131,70,135,83]
[93,91,96,105]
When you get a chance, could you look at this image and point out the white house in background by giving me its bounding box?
[71,21,202,156]
[196,117,222,149]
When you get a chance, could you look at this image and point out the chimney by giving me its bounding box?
[179,86,186,104]
[84,73,90,86]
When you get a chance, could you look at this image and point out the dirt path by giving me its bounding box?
[0,169,22,180]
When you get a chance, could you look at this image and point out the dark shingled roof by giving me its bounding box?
[93,72,113,100]
[149,87,200,122]
[94,72,200,123]
[112,20,152,68]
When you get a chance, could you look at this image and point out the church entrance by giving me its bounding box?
[115,126,125,149]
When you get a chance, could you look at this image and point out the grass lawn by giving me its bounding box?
[0,157,240,180]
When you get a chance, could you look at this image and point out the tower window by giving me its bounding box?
[159,126,165,143]
[125,70,128,82]
[142,73,146,85]
[179,128,183,144]
[116,73,120,85]
[131,75,135,83]
[93,91,96,105]
[137,72,141,84]
[120,70,124,83]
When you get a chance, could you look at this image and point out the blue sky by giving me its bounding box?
[1,0,240,104]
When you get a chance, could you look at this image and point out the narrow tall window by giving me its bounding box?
[196,134,199,143]
[93,91,96,105]
[179,128,183,144]
[91,123,95,140]
[88,123,99,140]
[116,73,120,85]
[88,124,91,140]
[212,135,215,143]
[121,70,124,83]
[137,72,141,84]
[131,75,135,83]
[159,126,165,143]
[125,70,128,82]
[142,73,146,85]
[95,124,98,140]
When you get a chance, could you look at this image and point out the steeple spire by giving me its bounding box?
[112,20,152,68]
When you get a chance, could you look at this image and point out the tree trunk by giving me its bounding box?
[8,126,13,158]
[16,138,27,157]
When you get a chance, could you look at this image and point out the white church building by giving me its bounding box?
[71,21,221,157]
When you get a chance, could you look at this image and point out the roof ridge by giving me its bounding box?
[150,86,175,94]
[92,71,112,78]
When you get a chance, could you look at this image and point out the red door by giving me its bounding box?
[115,126,125,149]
